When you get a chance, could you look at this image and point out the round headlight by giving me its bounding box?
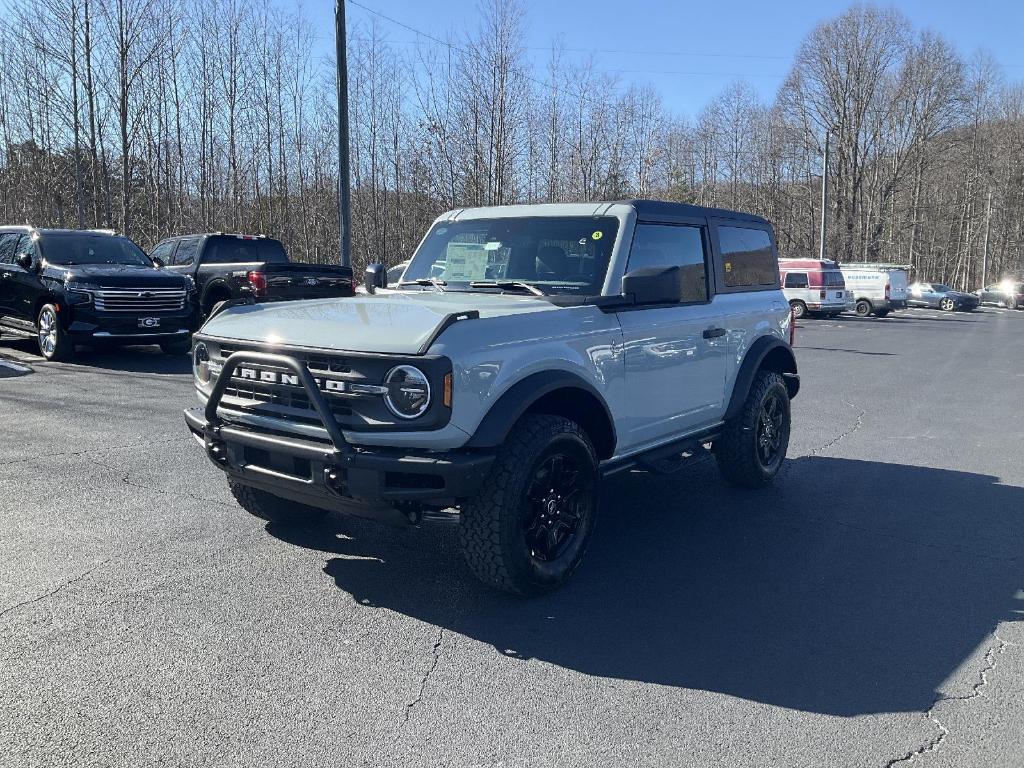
[384,365,431,419]
[193,342,211,385]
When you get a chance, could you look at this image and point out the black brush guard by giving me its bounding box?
[184,350,494,523]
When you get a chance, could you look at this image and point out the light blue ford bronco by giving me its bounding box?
[184,200,799,594]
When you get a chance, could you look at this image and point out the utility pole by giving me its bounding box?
[981,188,992,286]
[335,1,352,268]
[819,132,829,262]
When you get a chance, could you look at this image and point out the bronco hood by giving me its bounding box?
[199,290,558,355]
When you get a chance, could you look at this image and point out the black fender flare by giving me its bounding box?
[724,336,799,421]
[464,370,617,458]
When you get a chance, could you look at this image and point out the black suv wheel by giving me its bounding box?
[715,370,791,488]
[460,414,599,595]
[229,480,328,527]
[36,303,75,361]
[855,299,872,317]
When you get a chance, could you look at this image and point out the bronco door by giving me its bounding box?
[615,219,728,451]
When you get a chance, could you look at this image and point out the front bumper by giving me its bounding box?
[183,349,493,523]
[66,304,198,340]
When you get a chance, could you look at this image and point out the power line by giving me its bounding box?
[345,36,788,78]
[343,0,786,110]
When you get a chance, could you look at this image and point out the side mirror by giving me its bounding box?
[152,256,165,268]
[621,266,683,306]
[15,253,32,270]
[364,263,386,294]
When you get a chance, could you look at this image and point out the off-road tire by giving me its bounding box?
[459,414,599,596]
[715,370,791,489]
[159,337,192,355]
[36,303,75,361]
[855,299,872,317]
[228,479,328,527]
[789,300,807,319]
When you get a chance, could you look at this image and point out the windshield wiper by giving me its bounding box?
[398,278,446,292]
[468,280,547,296]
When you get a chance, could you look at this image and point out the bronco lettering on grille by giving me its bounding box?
[235,366,358,394]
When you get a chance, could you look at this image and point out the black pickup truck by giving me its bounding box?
[150,233,354,318]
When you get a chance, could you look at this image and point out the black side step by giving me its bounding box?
[602,429,720,477]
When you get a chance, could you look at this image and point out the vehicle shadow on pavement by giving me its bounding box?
[270,455,1024,717]
[0,337,190,375]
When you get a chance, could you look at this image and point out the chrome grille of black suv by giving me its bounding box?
[93,287,187,312]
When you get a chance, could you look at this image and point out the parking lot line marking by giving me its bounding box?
[0,359,32,374]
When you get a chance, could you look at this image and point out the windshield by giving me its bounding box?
[402,216,620,296]
[38,233,152,267]
[932,284,953,293]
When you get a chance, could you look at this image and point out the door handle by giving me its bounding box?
[702,327,726,339]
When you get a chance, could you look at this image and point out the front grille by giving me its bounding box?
[206,339,450,434]
[93,287,187,312]
[222,379,354,426]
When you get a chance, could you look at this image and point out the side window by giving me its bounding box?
[174,237,200,266]
[386,264,406,285]
[14,235,35,260]
[0,233,18,263]
[784,272,808,289]
[150,241,176,264]
[718,226,777,288]
[627,223,708,303]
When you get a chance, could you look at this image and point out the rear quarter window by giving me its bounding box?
[206,237,288,265]
[717,226,777,289]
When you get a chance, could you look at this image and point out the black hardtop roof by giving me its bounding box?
[618,199,770,225]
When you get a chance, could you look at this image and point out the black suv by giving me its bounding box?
[0,226,198,360]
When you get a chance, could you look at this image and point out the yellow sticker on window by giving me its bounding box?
[725,262,732,272]
[592,230,603,240]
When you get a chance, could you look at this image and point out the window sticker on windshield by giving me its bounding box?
[725,262,733,272]
[435,228,447,235]
[592,230,603,240]
[484,241,502,251]
[444,242,490,281]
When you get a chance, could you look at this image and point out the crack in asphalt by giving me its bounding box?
[84,454,238,509]
[809,400,866,456]
[883,631,1013,767]
[404,628,446,723]
[1,436,185,468]
[0,559,112,622]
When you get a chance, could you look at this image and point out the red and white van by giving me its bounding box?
[778,258,847,318]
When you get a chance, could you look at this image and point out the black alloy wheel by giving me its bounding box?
[755,390,786,470]
[522,450,593,563]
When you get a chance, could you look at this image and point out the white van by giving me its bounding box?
[777,258,847,318]
[839,264,909,317]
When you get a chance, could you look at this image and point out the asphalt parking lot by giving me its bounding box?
[1,306,1022,768]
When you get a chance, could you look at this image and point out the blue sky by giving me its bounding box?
[309,0,1024,118]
